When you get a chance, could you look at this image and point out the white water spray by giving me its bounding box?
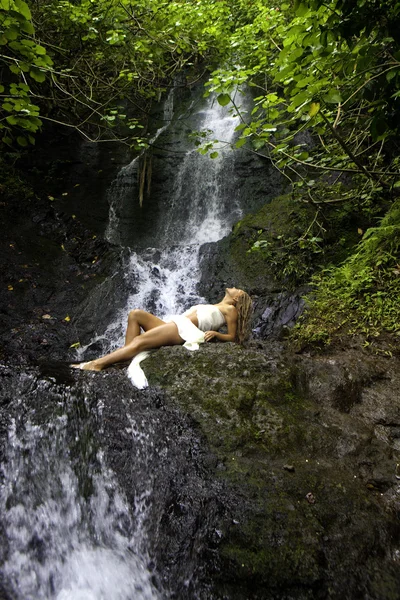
[0,380,160,600]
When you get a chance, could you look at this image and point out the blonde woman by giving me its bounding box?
[72,287,252,373]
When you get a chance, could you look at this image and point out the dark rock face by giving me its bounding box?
[20,129,132,236]
[253,288,308,338]
[0,190,123,364]
[2,342,400,599]
[142,342,400,599]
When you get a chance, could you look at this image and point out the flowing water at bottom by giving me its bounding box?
[0,374,161,600]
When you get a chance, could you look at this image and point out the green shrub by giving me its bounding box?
[293,200,400,347]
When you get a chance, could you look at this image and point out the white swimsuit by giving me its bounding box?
[169,304,226,349]
[183,304,226,332]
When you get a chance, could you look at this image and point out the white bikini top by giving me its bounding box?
[183,304,226,332]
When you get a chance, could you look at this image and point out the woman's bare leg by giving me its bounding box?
[76,322,183,371]
[124,309,166,345]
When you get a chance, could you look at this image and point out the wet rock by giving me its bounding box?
[253,289,309,339]
[0,364,231,600]
[139,342,400,599]
[0,191,122,363]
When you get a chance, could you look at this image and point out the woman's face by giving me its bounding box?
[226,287,244,299]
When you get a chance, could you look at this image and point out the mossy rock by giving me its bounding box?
[143,342,400,598]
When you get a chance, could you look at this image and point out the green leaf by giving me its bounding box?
[17,135,28,146]
[210,151,218,159]
[370,115,388,141]
[20,20,34,35]
[4,27,19,41]
[323,90,342,104]
[290,91,310,109]
[296,3,310,17]
[309,102,320,117]
[386,69,398,82]
[287,47,304,62]
[275,66,295,82]
[34,45,46,56]
[252,139,266,150]
[29,68,45,83]
[217,93,230,107]
[14,0,32,20]
[34,54,53,67]
[235,123,247,132]
[235,138,247,148]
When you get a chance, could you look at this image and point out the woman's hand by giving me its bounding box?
[204,330,217,342]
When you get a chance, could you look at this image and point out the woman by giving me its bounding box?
[72,287,252,372]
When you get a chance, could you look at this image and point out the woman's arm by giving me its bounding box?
[204,330,235,342]
[205,306,237,342]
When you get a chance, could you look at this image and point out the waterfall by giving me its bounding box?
[80,94,243,355]
[0,93,247,599]
[0,375,161,600]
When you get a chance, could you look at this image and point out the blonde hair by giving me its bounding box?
[235,290,253,344]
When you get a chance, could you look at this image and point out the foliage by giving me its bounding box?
[0,152,35,200]
[1,0,234,147]
[247,187,375,288]
[0,0,51,146]
[248,197,326,287]
[2,0,400,347]
[4,0,400,176]
[291,200,400,348]
[202,0,400,200]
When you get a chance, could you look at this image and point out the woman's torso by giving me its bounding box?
[183,304,226,331]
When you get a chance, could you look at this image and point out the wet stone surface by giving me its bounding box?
[1,128,400,598]
[2,344,400,599]
[138,341,400,599]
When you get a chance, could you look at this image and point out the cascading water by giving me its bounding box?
[0,374,161,600]
[81,93,243,354]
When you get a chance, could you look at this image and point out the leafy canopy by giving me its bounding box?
[203,0,400,199]
[1,0,234,147]
[0,0,52,145]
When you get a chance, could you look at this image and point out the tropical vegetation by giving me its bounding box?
[1,0,399,346]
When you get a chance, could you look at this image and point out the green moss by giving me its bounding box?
[293,199,400,349]
[219,491,322,589]
[221,538,320,586]
[241,192,366,289]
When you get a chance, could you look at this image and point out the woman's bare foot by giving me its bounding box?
[71,361,103,371]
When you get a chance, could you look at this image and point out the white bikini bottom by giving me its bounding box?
[127,316,205,389]
[169,315,205,350]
